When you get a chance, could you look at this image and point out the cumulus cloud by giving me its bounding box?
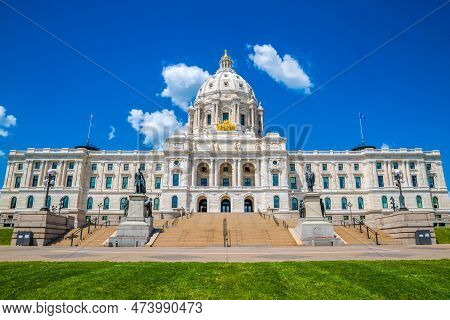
[127,109,185,149]
[249,44,312,93]
[108,126,116,140]
[0,106,17,137]
[160,63,210,111]
[0,150,5,157]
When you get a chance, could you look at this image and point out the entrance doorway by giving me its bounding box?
[221,199,231,212]
[198,199,208,212]
[244,198,253,212]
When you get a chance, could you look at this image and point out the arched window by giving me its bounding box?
[45,195,51,208]
[291,197,298,210]
[341,197,347,210]
[120,198,128,210]
[103,197,110,210]
[61,196,69,209]
[325,197,331,210]
[10,197,17,209]
[358,197,364,210]
[154,198,160,211]
[171,195,178,209]
[433,196,439,209]
[382,196,388,209]
[416,195,423,208]
[27,196,34,209]
[399,196,405,208]
[87,197,93,210]
[274,196,280,209]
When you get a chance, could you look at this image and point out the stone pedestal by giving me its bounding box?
[295,192,340,246]
[108,194,154,247]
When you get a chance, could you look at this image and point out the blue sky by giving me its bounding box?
[0,0,449,187]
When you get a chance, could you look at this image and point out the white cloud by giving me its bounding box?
[0,106,17,137]
[0,150,5,157]
[381,143,390,149]
[160,63,210,111]
[127,109,185,149]
[108,126,116,140]
[249,44,312,93]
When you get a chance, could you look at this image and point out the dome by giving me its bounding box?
[195,50,256,101]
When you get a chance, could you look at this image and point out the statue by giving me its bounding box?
[235,141,241,151]
[123,198,129,217]
[305,167,315,192]
[134,169,146,194]
[144,197,153,218]
[320,198,325,217]
[299,200,305,218]
[390,196,398,212]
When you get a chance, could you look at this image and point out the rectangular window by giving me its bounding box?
[290,164,295,172]
[155,177,161,189]
[107,163,113,171]
[322,164,327,171]
[32,175,39,187]
[200,178,208,186]
[18,163,24,170]
[102,216,108,221]
[66,175,73,187]
[354,164,359,171]
[240,114,245,126]
[122,177,129,189]
[123,163,129,171]
[393,162,399,170]
[411,175,418,187]
[89,177,96,189]
[378,175,384,188]
[339,177,345,189]
[173,173,180,187]
[155,163,162,171]
[426,163,432,171]
[222,112,229,121]
[91,164,97,171]
[306,164,311,171]
[409,162,415,170]
[207,114,212,125]
[34,162,41,170]
[140,163,146,171]
[68,162,75,170]
[338,163,343,171]
[223,178,230,186]
[105,177,113,189]
[428,176,435,188]
[272,174,279,187]
[290,177,297,189]
[355,176,361,189]
[52,162,58,169]
[323,176,329,189]
[244,178,251,186]
[14,176,21,188]
[376,162,382,170]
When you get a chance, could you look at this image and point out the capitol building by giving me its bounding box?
[1,51,449,226]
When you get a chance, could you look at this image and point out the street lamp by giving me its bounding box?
[40,169,57,211]
[392,169,408,211]
[97,203,103,226]
[348,201,353,223]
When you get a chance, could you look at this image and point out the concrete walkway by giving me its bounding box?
[0,245,449,262]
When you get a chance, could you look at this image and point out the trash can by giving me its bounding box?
[16,231,33,246]
[415,230,432,245]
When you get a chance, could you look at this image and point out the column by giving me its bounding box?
[403,161,409,187]
[191,160,196,187]
[233,159,238,187]
[386,161,392,186]
[209,160,214,187]
[237,159,241,187]
[257,159,261,186]
[371,161,377,188]
[4,163,12,188]
[214,161,218,186]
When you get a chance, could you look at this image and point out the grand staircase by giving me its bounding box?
[51,222,117,247]
[334,220,401,245]
[153,213,297,247]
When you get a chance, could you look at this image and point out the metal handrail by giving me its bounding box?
[223,218,230,247]
[352,218,379,245]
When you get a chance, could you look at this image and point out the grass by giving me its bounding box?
[0,260,449,299]
[435,227,450,244]
[0,229,13,245]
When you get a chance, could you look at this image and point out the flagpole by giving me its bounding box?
[87,113,93,146]
[359,113,365,146]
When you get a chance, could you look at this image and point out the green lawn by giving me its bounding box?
[0,260,448,299]
[435,228,450,244]
[0,229,13,245]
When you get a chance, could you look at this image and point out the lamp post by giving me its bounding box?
[97,203,103,226]
[393,169,408,211]
[348,201,353,223]
[40,169,57,211]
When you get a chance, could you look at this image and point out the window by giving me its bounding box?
[66,175,73,187]
[409,162,416,170]
[155,163,162,171]
[89,177,96,189]
[155,177,161,189]
[244,178,251,187]
[223,178,230,186]
[105,177,113,189]
[45,196,51,208]
[171,195,178,209]
[399,196,405,208]
[154,198,160,210]
[411,175,418,187]
[272,173,279,187]
[376,162,382,170]
[393,162,399,170]
[14,176,21,188]
[140,163,146,171]
[103,197,110,210]
[34,162,41,170]
[68,162,75,170]
[433,196,439,209]
[354,164,359,171]
[382,196,388,209]
[325,197,331,210]
[358,197,364,210]
[52,162,58,169]
[173,173,180,187]
[306,163,311,171]
[120,198,128,210]
[201,178,208,186]
[426,163,432,171]
[378,175,384,188]
[240,114,245,126]
[274,196,280,209]
[428,176,435,188]
[244,166,251,173]
[207,114,212,125]
[124,163,129,171]
[291,197,298,210]
[290,164,295,172]
[355,176,361,189]
[107,163,113,171]
[18,163,24,170]
[201,166,208,173]
[323,177,329,189]
[222,112,229,121]
[27,196,34,208]
[102,216,108,221]
[32,175,39,187]
[338,163,343,171]
[61,196,69,209]
[121,177,129,189]
[290,177,297,189]
[416,196,423,208]
[339,177,345,189]
[91,163,97,171]
[341,197,348,210]
[10,197,17,209]
[343,215,349,221]
[322,164,327,171]
[85,197,93,210]
[223,166,229,172]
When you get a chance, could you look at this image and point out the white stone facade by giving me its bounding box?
[1,52,449,225]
